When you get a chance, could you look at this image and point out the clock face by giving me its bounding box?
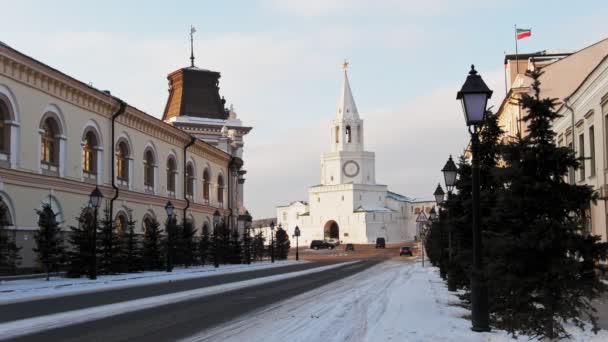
[343,160,360,178]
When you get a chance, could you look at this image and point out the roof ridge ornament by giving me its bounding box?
[190,25,197,67]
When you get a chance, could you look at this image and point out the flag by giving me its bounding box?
[516,28,531,40]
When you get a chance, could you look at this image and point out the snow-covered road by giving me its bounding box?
[183,260,608,342]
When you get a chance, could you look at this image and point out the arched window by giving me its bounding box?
[166,156,177,195]
[335,126,340,143]
[116,141,130,186]
[143,149,155,191]
[0,101,9,156]
[0,195,13,227]
[115,212,127,235]
[142,215,154,233]
[345,125,352,143]
[82,131,97,177]
[202,223,210,235]
[40,117,61,175]
[203,169,210,202]
[217,174,224,204]
[186,163,194,198]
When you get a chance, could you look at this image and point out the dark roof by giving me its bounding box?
[252,218,276,228]
[162,67,229,121]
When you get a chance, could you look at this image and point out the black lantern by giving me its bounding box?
[244,210,252,228]
[434,184,445,205]
[294,226,301,237]
[89,186,103,209]
[270,221,275,231]
[213,209,221,227]
[429,207,437,221]
[456,65,493,126]
[442,155,458,192]
[165,201,175,217]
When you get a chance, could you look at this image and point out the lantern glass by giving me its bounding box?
[442,156,457,189]
[213,210,221,226]
[429,208,437,221]
[165,201,174,217]
[433,184,445,205]
[90,186,103,209]
[462,93,488,125]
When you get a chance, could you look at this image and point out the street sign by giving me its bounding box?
[416,211,428,223]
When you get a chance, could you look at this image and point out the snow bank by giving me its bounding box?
[0,261,360,340]
[183,261,608,342]
[0,260,308,305]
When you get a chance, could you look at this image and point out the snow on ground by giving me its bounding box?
[0,260,308,304]
[183,260,608,342]
[0,261,359,341]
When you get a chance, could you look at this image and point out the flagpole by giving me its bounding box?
[514,24,519,76]
[190,26,195,67]
[504,51,508,96]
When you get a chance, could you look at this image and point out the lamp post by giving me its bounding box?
[433,184,446,279]
[294,226,301,261]
[442,155,458,292]
[457,64,492,332]
[88,186,103,280]
[269,221,275,263]
[213,210,221,268]
[165,201,175,272]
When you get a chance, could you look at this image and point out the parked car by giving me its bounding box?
[345,243,355,251]
[399,246,413,256]
[375,237,386,249]
[325,238,340,246]
[310,240,335,250]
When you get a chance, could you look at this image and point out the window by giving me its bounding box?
[0,101,9,154]
[345,126,352,143]
[41,119,59,166]
[144,149,155,190]
[579,133,585,181]
[142,215,153,233]
[217,174,224,203]
[589,126,596,177]
[568,142,575,184]
[335,126,339,143]
[203,169,210,201]
[166,157,177,194]
[82,131,97,175]
[115,213,127,235]
[186,163,194,197]
[357,125,361,143]
[116,141,129,184]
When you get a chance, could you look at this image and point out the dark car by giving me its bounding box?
[375,237,386,249]
[310,240,335,250]
[400,246,413,256]
[345,243,355,251]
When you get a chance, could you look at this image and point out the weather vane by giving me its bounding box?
[342,59,349,72]
[190,25,197,67]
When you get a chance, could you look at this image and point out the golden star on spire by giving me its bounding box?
[342,59,349,71]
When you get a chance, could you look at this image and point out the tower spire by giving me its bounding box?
[337,60,359,119]
[190,25,196,67]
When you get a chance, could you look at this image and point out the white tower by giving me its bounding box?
[321,62,376,185]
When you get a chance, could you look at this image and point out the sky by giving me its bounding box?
[1,0,607,218]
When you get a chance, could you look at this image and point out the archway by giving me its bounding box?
[324,220,339,239]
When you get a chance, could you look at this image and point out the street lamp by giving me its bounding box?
[457,64,492,332]
[269,221,275,263]
[213,209,221,268]
[434,184,445,205]
[442,155,458,292]
[88,186,103,280]
[429,207,437,221]
[433,184,446,279]
[294,226,301,261]
[165,201,175,272]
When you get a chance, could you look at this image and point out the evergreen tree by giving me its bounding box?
[198,225,210,265]
[179,220,197,267]
[488,70,608,339]
[65,208,94,278]
[0,201,20,275]
[123,211,142,273]
[252,230,266,262]
[33,203,65,280]
[214,221,230,265]
[97,207,124,274]
[164,216,179,271]
[142,217,164,270]
[228,228,242,264]
[274,226,290,260]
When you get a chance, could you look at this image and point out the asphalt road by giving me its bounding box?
[4,258,383,342]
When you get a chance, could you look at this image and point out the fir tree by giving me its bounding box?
[488,70,608,339]
[97,207,124,274]
[123,211,142,273]
[274,226,290,260]
[198,225,210,265]
[65,208,95,278]
[252,231,266,262]
[142,217,164,270]
[0,201,20,275]
[228,228,242,264]
[164,216,179,272]
[179,220,197,267]
[33,203,65,280]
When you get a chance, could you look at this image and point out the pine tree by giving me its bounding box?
[0,202,20,275]
[488,70,608,339]
[252,231,266,262]
[213,221,230,265]
[65,208,94,278]
[97,207,124,274]
[33,203,65,280]
[274,226,290,260]
[198,226,210,265]
[142,217,164,270]
[123,211,142,273]
[164,216,179,272]
[228,229,242,264]
[179,220,197,267]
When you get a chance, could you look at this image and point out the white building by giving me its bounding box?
[277,66,434,245]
